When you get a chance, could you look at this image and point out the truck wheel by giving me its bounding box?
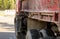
[26,30,32,39]
[14,17,17,36]
[14,17,21,39]
[26,29,40,39]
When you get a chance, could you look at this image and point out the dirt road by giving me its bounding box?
[0,16,16,39]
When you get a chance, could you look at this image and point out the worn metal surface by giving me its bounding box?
[21,0,59,11]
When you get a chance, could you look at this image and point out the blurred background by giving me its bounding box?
[0,0,16,39]
[0,0,16,16]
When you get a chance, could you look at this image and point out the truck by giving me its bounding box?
[15,0,60,39]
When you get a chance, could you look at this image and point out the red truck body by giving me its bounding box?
[16,0,60,30]
[15,0,60,37]
[16,0,21,14]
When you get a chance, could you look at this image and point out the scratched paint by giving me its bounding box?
[21,0,59,11]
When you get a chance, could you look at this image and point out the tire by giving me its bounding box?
[26,29,40,39]
[26,30,32,39]
[14,17,21,39]
[14,17,17,36]
[39,29,56,39]
[39,29,48,37]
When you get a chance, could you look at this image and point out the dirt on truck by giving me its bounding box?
[15,0,60,39]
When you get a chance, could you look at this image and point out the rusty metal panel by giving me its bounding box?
[21,0,59,12]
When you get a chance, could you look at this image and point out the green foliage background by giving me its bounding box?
[0,0,16,10]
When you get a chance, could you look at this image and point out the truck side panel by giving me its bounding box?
[21,0,59,11]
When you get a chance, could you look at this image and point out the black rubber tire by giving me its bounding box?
[39,29,56,39]
[26,29,40,39]
[14,17,17,36]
